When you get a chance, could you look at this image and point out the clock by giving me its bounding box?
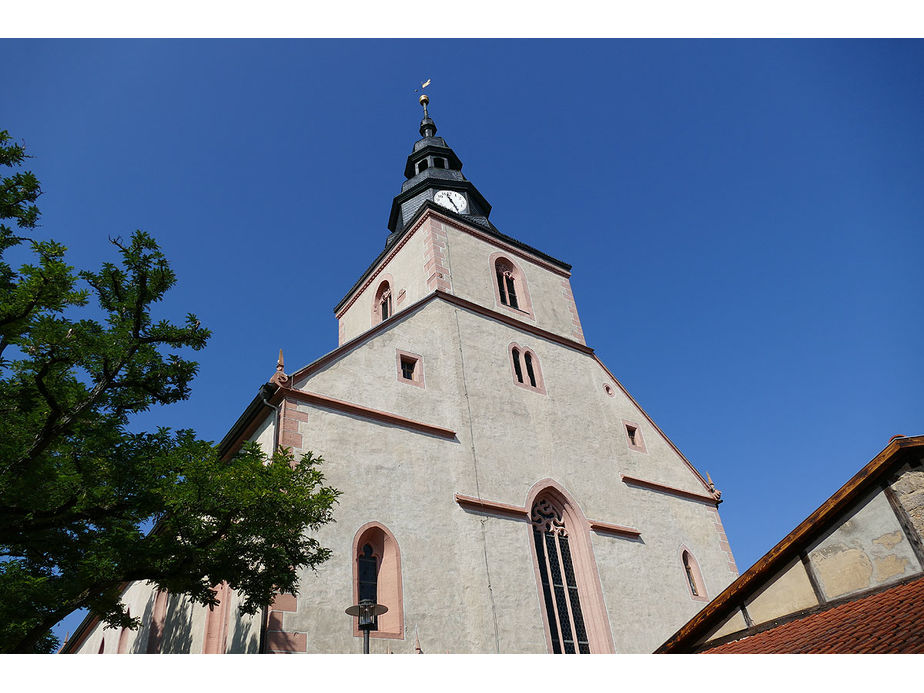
[434,190,467,214]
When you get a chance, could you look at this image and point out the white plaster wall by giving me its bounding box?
[259,298,734,653]
[71,581,210,654]
[338,221,431,344]
[439,221,578,341]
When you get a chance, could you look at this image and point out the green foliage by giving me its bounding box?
[0,131,339,654]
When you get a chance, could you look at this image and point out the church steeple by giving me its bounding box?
[387,93,494,240]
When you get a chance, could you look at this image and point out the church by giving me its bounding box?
[64,96,739,654]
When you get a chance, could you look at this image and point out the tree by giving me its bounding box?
[0,131,339,654]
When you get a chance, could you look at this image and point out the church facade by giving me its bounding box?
[65,98,738,654]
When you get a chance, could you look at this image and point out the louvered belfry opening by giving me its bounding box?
[531,496,590,654]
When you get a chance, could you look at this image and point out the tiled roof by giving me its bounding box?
[703,575,924,654]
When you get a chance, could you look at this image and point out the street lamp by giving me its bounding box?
[345,599,389,654]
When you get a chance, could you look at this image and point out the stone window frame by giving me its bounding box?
[623,419,647,454]
[509,342,546,395]
[396,349,425,388]
[352,522,405,640]
[490,251,534,318]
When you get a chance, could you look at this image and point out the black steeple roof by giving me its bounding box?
[386,95,494,240]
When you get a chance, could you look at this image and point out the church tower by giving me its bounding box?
[65,95,738,654]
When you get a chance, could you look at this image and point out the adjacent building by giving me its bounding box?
[658,435,924,654]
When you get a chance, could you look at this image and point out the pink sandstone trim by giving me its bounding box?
[424,220,452,292]
[560,277,585,345]
[335,207,572,320]
[525,479,616,654]
[489,251,535,319]
[454,493,528,519]
[454,493,640,538]
[335,213,434,319]
[427,208,572,278]
[588,520,642,539]
[351,522,405,640]
[621,475,720,504]
[117,609,131,654]
[202,582,230,654]
[146,589,168,654]
[508,342,547,395]
[265,631,307,653]
[395,348,425,389]
[593,355,716,496]
[271,593,298,612]
[709,506,739,576]
[278,389,455,439]
[370,273,395,328]
[622,419,648,454]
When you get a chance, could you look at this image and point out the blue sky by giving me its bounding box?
[1,39,922,647]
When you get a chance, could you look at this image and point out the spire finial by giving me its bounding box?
[419,93,430,120]
[270,348,289,387]
[416,81,437,138]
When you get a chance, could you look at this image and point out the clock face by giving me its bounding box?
[434,190,467,214]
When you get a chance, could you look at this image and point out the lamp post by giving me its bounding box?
[345,599,389,654]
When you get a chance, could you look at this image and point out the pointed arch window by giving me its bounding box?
[117,609,131,654]
[490,253,533,317]
[681,549,707,601]
[528,484,614,654]
[352,523,404,639]
[147,589,168,654]
[510,343,545,393]
[202,582,230,654]
[373,279,393,325]
[531,496,589,653]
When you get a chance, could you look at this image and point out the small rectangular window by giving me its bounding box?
[623,421,646,452]
[396,350,424,388]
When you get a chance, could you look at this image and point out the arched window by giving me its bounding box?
[147,589,168,654]
[510,343,545,393]
[495,258,519,309]
[491,254,533,316]
[526,483,614,654]
[202,582,230,654]
[117,609,131,654]
[681,549,707,601]
[352,523,404,639]
[374,280,393,324]
[531,495,590,654]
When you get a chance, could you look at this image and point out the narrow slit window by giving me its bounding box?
[681,550,706,600]
[512,348,524,383]
[505,274,519,309]
[374,281,393,324]
[494,257,525,312]
[524,352,537,387]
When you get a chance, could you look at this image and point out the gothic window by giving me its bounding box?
[117,609,131,654]
[353,523,404,639]
[531,496,590,654]
[374,280,393,324]
[202,582,230,654]
[682,550,707,600]
[524,351,537,388]
[512,348,524,383]
[491,254,533,317]
[357,544,379,630]
[495,258,520,309]
[146,589,169,654]
[510,344,544,393]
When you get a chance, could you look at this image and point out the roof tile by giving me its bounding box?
[704,575,924,654]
